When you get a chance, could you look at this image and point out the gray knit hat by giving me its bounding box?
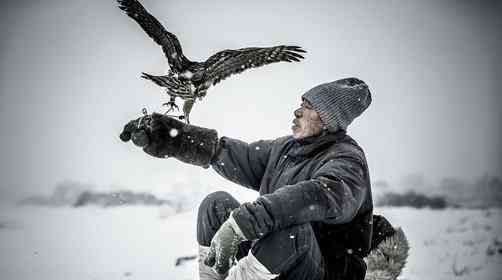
[302,77,371,132]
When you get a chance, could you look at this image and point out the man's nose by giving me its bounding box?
[294,108,303,118]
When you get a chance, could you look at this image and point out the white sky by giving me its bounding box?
[0,0,501,200]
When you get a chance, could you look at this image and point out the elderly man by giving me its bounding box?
[120,78,398,280]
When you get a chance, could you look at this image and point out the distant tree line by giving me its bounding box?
[375,174,502,209]
[376,190,448,209]
[73,190,171,207]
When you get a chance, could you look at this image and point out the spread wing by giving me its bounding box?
[117,0,191,73]
[203,45,306,86]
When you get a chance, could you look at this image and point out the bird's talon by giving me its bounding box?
[162,101,179,113]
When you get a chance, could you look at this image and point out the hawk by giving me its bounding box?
[117,0,306,123]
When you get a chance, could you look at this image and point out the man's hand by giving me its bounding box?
[120,113,219,167]
[120,113,186,158]
[204,215,246,275]
[119,115,151,147]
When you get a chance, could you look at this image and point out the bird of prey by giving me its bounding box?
[117,0,306,123]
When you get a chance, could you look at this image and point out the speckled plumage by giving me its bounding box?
[117,0,306,123]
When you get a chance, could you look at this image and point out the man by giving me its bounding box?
[120,78,402,280]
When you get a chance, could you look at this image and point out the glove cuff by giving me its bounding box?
[172,123,220,168]
[228,212,247,241]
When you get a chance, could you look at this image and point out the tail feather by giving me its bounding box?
[365,227,409,280]
[141,72,193,98]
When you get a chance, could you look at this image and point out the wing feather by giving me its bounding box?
[203,45,306,86]
[117,0,191,72]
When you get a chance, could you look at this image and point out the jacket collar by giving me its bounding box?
[288,130,347,158]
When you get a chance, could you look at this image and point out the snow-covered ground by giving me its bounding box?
[380,207,502,280]
[0,205,501,280]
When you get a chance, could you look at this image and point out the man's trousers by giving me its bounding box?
[197,191,326,280]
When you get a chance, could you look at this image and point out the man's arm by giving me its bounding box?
[120,113,274,190]
[211,136,274,191]
[231,150,369,240]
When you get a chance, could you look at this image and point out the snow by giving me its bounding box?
[379,207,502,280]
[169,128,179,138]
[0,205,501,280]
[0,206,198,280]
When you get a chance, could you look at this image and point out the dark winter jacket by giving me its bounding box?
[211,130,374,262]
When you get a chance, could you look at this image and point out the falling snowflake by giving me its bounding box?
[169,128,179,137]
[255,146,260,150]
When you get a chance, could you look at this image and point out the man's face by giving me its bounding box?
[292,99,324,139]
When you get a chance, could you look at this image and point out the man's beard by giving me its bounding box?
[292,119,322,139]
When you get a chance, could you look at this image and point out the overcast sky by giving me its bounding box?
[0,0,500,201]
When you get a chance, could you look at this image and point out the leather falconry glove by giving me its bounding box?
[120,113,219,168]
[204,214,247,275]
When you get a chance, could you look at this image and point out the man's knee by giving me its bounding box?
[251,223,318,274]
[196,191,240,246]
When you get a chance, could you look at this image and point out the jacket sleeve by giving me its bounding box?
[232,149,369,240]
[210,136,273,191]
